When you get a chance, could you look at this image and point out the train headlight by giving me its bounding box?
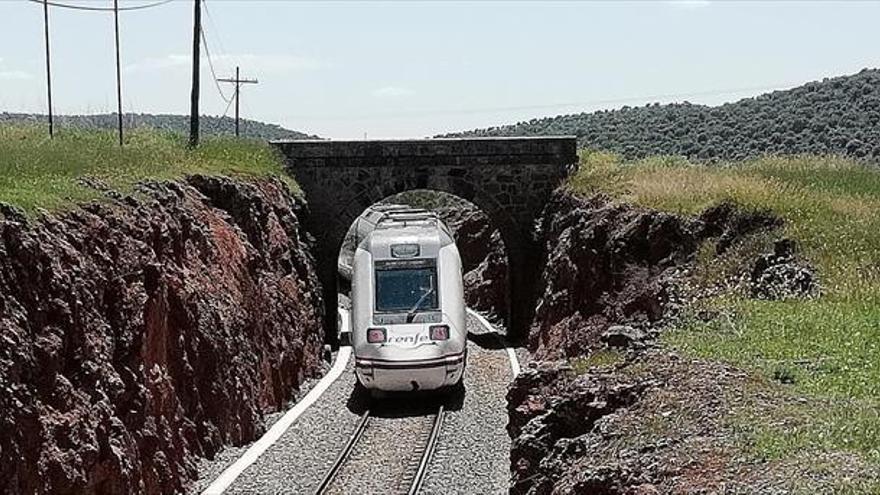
[429,325,450,341]
[367,327,387,344]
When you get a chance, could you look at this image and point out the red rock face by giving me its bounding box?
[506,363,650,495]
[435,204,509,320]
[0,176,324,494]
[529,192,699,359]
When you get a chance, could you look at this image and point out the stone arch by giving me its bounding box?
[330,172,524,255]
[336,181,521,325]
[272,137,577,341]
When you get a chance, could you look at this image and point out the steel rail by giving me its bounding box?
[407,405,445,495]
[315,404,445,495]
[314,409,371,495]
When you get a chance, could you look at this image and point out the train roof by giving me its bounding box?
[361,205,439,230]
[356,204,455,259]
[357,204,453,236]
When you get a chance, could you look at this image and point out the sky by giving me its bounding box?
[1,0,879,139]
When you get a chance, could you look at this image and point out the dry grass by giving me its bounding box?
[568,150,880,481]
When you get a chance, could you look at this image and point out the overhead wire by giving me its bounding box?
[32,0,235,127]
[202,0,243,128]
[202,0,229,58]
[33,0,803,128]
[35,0,237,116]
[274,82,801,122]
[200,25,232,104]
[220,89,235,119]
[199,0,234,107]
[26,0,174,12]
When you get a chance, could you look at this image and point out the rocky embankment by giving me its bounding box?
[527,192,699,360]
[0,176,324,494]
[434,203,508,319]
[504,191,818,494]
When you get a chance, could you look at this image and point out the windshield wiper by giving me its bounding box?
[406,287,435,323]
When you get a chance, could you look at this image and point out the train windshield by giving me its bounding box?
[375,267,439,313]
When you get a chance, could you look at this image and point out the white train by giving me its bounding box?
[348,205,467,392]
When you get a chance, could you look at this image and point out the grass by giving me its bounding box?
[0,125,296,214]
[571,349,624,373]
[568,150,880,474]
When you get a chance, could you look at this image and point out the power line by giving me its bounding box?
[200,26,232,103]
[202,0,236,107]
[202,0,229,57]
[277,82,801,122]
[212,8,237,122]
[220,91,235,119]
[26,0,174,12]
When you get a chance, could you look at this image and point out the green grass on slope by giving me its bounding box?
[0,125,296,214]
[568,151,880,474]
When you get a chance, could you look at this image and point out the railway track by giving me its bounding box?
[314,404,446,495]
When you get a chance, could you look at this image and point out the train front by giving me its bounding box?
[350,225,467,392]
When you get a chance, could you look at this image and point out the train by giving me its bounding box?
[348,205,467,393]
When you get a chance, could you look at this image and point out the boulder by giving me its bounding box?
[750,239,817,300]
[601,325,648,349]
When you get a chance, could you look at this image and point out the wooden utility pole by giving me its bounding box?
[217,66,258,137]
[42,0,53,138]
[188,0,201,148]
[113,0,123,146]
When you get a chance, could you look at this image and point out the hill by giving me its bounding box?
[443,69,880,162]
[0,112,316,141]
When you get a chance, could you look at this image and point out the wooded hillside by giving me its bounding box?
[445,69,880,161]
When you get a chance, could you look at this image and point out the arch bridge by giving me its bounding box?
[272,137,578,340]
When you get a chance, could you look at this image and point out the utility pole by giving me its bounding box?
[217,66,258,137]
[188,0,201,148]
[113,0,123,146]
[42,0,53,138]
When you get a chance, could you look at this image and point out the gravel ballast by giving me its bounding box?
[196,358,362,494]
[420,314,515,495]
[193,312,517,494]
[190,369,330,493]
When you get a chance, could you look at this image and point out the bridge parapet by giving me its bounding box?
[273,136,576,167]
